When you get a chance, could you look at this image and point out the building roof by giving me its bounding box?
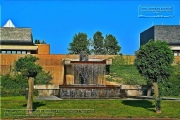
[0,27,34,45]
[154,25,180,45]
[0,19,34,45]
[141,25,180,45]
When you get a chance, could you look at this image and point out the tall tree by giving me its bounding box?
[135,40,174,113]
[14,55,42,114]
[68,32,90,54]
[104,34,121,55]
[93,31,105,55]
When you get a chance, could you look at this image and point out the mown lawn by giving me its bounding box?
[1,96,180,119]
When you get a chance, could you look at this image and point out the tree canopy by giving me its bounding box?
[68,32,90,54]
[68,31,121,55]
[104,34,121,55]
[135,40,174,82]
[15,55,42,78]
[93,31,105,55]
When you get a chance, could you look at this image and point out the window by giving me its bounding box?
[1,51,6,54]
[7,51,11,54]
[22,51,27,54]
[12,51,16,54]
[174,52,178,56]
[17,51,21,54]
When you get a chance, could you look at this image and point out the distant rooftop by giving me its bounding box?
[140,25,180,45]
[0,20,33,45]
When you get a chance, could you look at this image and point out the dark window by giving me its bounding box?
[106,65,110,75]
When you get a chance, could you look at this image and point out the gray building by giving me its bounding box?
[140,25,180,56]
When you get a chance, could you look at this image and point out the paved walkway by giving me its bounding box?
[34,95,180,101]
[35,96,62,100]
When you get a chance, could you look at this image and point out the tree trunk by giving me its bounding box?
[26,77,34,114]
[153,82,161,113]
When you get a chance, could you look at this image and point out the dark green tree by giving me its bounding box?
[14,55,42,114]
[68,32,90,54]
[34,39,40,44]
[92,31,105,55]
[104,34,121,55]
[135,40,174,113]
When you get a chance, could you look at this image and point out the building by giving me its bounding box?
[0,20,50,55]
[140,25,180,56]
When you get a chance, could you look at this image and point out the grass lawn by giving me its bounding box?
[1,96,180,119]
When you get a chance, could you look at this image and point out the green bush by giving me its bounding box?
[1,74,28,96]
[159,64,180,96]
[1,71,52,96]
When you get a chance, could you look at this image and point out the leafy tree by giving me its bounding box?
[14,55,42,114]
[135,40,174,113]
[92,31,105,55]
[104,34,121,55]
[35,39,46,44]
[34,39,40,44]
[68,32,90,54]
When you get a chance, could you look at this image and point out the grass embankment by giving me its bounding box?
[1,96,180,119]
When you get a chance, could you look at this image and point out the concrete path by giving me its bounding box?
[35,96,62,100]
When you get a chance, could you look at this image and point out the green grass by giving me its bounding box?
[1,96,180,119]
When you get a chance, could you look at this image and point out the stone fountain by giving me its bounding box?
[60,51,122,99]
[35,52,146,100]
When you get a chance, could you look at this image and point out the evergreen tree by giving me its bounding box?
[104,34,121,55]
[93,31,105,55]
[68,32,90,54]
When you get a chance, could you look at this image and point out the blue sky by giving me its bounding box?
[0,0,180,55]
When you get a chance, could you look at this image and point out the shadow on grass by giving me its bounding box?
[23,102,46,111]
[122,100,155,112]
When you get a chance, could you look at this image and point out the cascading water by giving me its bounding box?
[73,64,106,85]
[59,51,122,98]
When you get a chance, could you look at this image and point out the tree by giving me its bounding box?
[34,39,46,44]
[40,40,46,44]
[92,31,105,55]
[104,34,121,55]
[34,39,40,44]
[14,55,42,114]
[134,40,174,113]
[68,32,90,54]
